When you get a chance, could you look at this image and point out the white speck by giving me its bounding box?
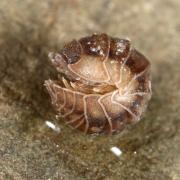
[97,45,101,50]
[45,121,61,133]
[110,60,118,64]
[76,77,80,80]
[93,87,101,92]
[116,42,126,53]
[90,47,97,52]
[99,50,104,55]
[110,146,122,157]
[55,115,59,119]
[134,151,137,154]
[125,37,131,41]
[87,41,91,45]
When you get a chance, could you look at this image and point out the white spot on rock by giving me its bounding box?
[110,146,122,157]
[45,121,61,133]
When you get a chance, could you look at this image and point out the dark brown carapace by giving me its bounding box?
[45,33,151,134]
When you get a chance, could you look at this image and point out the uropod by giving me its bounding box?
[45,33,152,134]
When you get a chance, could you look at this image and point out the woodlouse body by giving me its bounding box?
[45,33,151,134]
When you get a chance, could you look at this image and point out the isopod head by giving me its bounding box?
[45,33,151,134]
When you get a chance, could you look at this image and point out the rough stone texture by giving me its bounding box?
[0,0,180,179]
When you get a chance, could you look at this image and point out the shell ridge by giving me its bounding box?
[83,95,90,133]
[60,92,76,118]
[118,46,133,85]
[44,80,58,105]
[123,68,148,96]
[57,89,66,113]
[101,35,112,83]
[97,95,113,133]
[68,64,109,84]
[111,90,137,119]
[74,117,85,129]
[66,114,84,125]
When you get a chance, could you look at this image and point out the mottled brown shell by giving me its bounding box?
[45,33,151,134]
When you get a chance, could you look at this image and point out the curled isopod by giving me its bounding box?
[44,33,152,134]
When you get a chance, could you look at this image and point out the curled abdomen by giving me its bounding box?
[45,33,151,134]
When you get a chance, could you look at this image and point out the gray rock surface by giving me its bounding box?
[0,0,180,179]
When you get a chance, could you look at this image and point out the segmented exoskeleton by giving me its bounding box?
[45,33,151,134]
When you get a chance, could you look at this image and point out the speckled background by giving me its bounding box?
[0,0,180,179]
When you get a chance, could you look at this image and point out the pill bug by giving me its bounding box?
[45,33,151,134]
